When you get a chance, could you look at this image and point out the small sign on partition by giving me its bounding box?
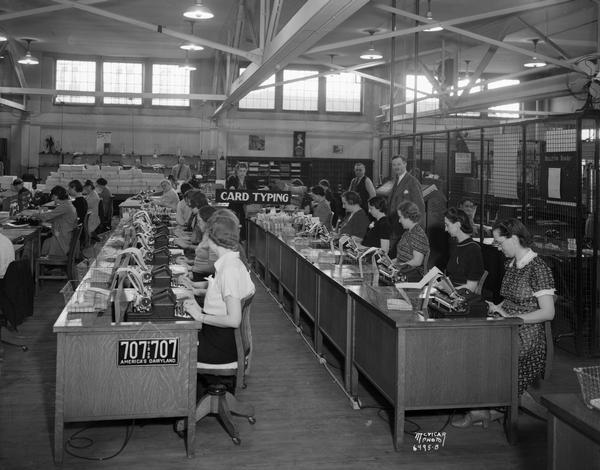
[215,189,291,205]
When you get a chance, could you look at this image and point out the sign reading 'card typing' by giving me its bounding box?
[215,189,291,204]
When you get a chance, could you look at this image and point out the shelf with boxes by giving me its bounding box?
[226,157,372,191]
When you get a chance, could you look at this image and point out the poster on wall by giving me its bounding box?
[293,131,306,157]
[96,131,112,154]
[248,135,265,151]
[333,145,344,154]
[454,152,472,174]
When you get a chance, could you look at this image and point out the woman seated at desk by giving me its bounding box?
[338,191,370,239]
[452,218,555,428]
[182,211,255,385]
[308,185,333,229]
[175,183,193,227]
[358,196,391,254]
[444,207,484,292]
[172,190,209,250]
[36,186,77,257]
[155,180,180,211]
[392,201,429,282]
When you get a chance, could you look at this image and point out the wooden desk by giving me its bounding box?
[541,393,600,470]
[349,284,520,449]
[247,219,521,450]
[53,303,199,463]
[2,226,40,274]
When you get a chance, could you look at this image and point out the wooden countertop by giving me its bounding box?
[541,393,600,445]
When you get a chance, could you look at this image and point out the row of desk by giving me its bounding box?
[247,219,521,450]
[52,217,200,464]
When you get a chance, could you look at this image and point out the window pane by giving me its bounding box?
[325,72,361,113]
[152,64,190,106]
[103,62,143,105]
[282,70,318,111]
[405,75,438,114]
[56,60,96,104]
[238,67,275,109]
[488,79,520,118]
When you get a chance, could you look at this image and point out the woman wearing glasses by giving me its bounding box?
[452,218,555,428]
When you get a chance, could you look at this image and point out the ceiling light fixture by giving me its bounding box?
[180,20,204,51]
[523,39,547,68]
[183,1,214,20]
[0,34,7,42]
[180,51,197,71]
[360,30,383,60]
[424,0,443,32]
[18,39,39,65]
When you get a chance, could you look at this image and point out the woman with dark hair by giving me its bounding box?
[452,218,555,428]
[320,178,343,227]
[338,191,370,239]
[37,185,78,257]
[309,185,333,229]
[444,207,484,292]
[175,183,193,226]
[82,180,101,236]
[393,200,429,281]
[174,190,208,248]
[95,177,113,231]
[360,196,392,253]
[68,180,88,224]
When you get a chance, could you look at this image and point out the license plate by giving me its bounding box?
[117,338,179,366]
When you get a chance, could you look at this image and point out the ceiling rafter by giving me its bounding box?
[379,4,583,73]
[50,0,260,62]
[517,16,571,60]
[306,0,572,55]
[0,0,107,21]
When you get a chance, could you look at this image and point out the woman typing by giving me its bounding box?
[393,201,429,282]
[338,191,369,239]
[452,218,555,428]
[443,207,484,292]
[37,186,78,257]
[359,196,392,254]
[182,210,255,367]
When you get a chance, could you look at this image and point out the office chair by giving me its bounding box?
[176,294,256,445]
[475,270,489,296]
[35,223,83,293]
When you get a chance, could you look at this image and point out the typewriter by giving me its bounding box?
[372,250,405,284]
[424,273,487,318]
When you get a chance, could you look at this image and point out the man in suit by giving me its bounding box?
[171,156,192,182]
[387,154,425,258]
[348,162,376,212]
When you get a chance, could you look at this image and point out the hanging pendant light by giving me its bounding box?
[183,1,214,20]
[424,0,443,32]
[0,34,7,42]
[180,20,204,51]
[523,39,547,68]
[180,51,197,71]
[18,39,39,65]
[360,30,383,60]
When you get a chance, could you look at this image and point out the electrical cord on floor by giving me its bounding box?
[64,420,135,461]
[359,402,453,436]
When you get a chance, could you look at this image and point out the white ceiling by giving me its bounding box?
[0,0,598,110]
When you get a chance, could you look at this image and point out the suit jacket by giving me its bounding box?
[387,172,425,223]
[171,163,192,182]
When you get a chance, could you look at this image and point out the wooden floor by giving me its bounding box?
[0,274,597,470]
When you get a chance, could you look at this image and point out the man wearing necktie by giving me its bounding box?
[387,154,425,258]
[171,156,192,182]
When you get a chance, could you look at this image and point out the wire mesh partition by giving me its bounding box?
[379,112,600,357]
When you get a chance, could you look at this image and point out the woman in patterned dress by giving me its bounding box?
[393,200,429,281]
[452,218,555,428]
